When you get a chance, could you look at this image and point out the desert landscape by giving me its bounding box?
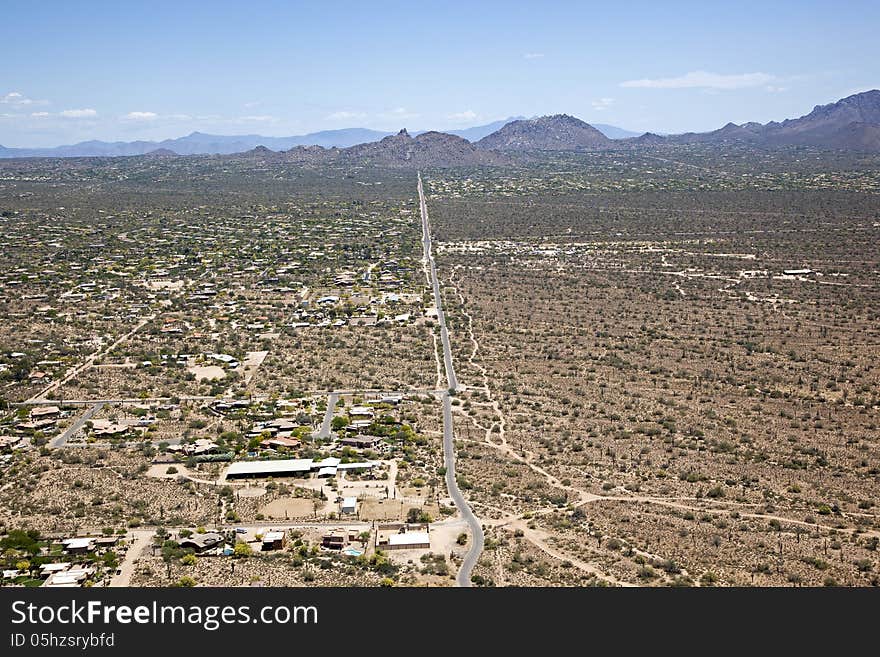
[2,93,879,588]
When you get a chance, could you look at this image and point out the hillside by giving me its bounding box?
[637,90,880,151]
[340,129,508,167]
[476,114,613,151]
[229,129,507,168]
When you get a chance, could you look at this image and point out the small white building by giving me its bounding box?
[341,497,357,514]
[386,532,430,550]
[62,537,95,553]
[44,567,93,587]
[39,563,70,576]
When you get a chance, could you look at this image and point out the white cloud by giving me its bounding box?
[30,111,50,118]
[620,71,775,90]
[238,115,277,122]
[243,101,261,109]
[591,98,615,111]
[1,92,26,104]
[326,110,367,121]
[1,91,48,106]
[447,110,478,123]
[524,53,545,60]
[123,111,158,121]
[59,108,97,118]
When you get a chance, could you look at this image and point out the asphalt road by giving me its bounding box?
[442,392,484,586]
[418,172,483,586]
[51,402,104,448]
[314,392,339,439]
[419,175,459,393]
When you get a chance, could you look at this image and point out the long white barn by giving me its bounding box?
[225,457,376,479]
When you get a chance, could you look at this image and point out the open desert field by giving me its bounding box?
[426,151,880,586]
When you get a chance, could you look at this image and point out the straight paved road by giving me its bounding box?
[418,172,483,586]
[419,173,459,393]
[314,392,339,439]
[51,402,104,448]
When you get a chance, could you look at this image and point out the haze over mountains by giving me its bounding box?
[1,91,878,160]
[0,117,628,159]
[0,127,390,159]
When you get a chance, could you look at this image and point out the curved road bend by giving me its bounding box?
[418,172,483,586]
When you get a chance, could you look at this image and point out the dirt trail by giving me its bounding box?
[448,267,508,448]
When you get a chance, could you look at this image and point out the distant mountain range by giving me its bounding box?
[444,117,524,142]
[1,91,878,160]
[631,90,880,151]
[592,124,642,139]
[0,128,392,158]
[0,117,634,159]
[234,129,510,168]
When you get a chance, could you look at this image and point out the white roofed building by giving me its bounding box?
[225,457,375,479]
[385,531,430,550]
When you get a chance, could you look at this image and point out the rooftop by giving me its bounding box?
[226,458,314,476]
[226,457,375,477]
[388,532,430,547]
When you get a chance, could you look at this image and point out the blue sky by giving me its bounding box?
[2,0,878,147]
